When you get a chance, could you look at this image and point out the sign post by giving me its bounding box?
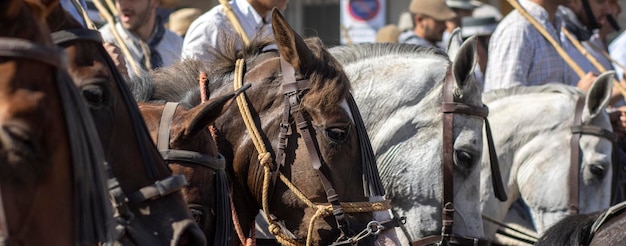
[340,0,386,44]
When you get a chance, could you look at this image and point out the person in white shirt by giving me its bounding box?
[99,0,183,79]
[181,0,289,62]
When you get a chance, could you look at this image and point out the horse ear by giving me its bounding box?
[451,35,478,90]
[583,71,614,122]
[184,84,250,136]
[446,27,463,59]
[271,8,313,72]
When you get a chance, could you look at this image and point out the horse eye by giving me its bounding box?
[81,84,107,106]
[325,126,350,143]
[589,164,606,179]
[454,150,474,170]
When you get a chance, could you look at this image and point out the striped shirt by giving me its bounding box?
[484,0,568,91]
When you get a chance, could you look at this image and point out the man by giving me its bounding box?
[182,0,290,61]
[99,0,183,79]
[438,0,481,49]
[484,0,596,91]
[397,0,456,47]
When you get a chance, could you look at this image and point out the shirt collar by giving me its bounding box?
[233,0,270,29]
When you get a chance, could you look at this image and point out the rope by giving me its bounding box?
[232,59,391,246]
[92,0,142,76]
[230,191,255,246]
[219,0,250,46]
[104,0,118,16]
[69,0,97,30]
[586,41,626,71]
[562,27,626,99]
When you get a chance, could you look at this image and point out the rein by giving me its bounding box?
[0,37,112,245]
[50,28,189,242]
[156,102,233,246]
[232,58,391,246]
[411,71,506,246]
[584,200,626,245]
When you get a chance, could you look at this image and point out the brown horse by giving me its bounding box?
[138,91,245,245]
[0,0,111,245]
[44,5,205,245]
[131,9,389,245]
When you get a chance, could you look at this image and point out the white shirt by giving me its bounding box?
[182,0,273,61]
[99,21,183,79]
[610,30,626,80]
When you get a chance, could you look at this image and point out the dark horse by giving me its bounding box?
[131,9,389,245]
[536,200,626,246]
[44,3,205,245]
[138,92,244,245]
[0,0,111,245]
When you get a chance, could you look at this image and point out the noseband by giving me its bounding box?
[569,97,617,214]
[232,57,393,246]
[51,28,189,243]
[156,102,232,246]
[411,73,507,246]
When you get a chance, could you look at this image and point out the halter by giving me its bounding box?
[0,37,114,245]
[568,97,618,215]
[232,57,393,246]
[411,72,507,246]
[51,28,189,242]
[156,102,232,246]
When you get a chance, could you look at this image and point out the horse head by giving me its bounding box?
[44,5,205,245]
[138,91,241,245]
[333,30,488,244]
[1,0,111,244]
[480,72,614,237]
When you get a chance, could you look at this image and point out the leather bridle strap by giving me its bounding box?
[279,58,352,238]
[51,28,103,45]
[0,187,8,246]
[126,174,188,204]
[569,97,618,214]
[585,200,626,245]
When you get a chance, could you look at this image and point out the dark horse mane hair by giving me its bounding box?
[130,34,350,113]
[329,43,449,65]
[535,212,600,246]
[482,83,582,104]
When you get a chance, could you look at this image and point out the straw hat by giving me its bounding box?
[168,8,202,36]
[409,0,457,21]
[376,24,401,43]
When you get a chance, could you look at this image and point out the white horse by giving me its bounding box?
[480,74,615,243]
[331,34,493,244]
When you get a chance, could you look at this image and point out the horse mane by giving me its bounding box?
[482,83,582,103]
[330,43,448,65]
[535,213,598,246]
[131,33,350,113]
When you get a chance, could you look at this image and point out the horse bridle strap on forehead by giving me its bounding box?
[0,37,67,68]
[412,74,506,246]
[569,97,617,214]
[231,58,392,246]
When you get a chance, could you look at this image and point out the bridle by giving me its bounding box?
[411,72,507,246]
[0,37,112,245]
[568,96,617,215]
[231,56,394,246]
[156,102,232,246]
[51,28,188,243]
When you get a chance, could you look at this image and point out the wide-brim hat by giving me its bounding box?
[410,0,457,21]
[461,16,498,37]
[446,0,483,10]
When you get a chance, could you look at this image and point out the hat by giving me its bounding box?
[397,11,414,31]
[472,3,503,21]
[168,8,202,36]
[409,0,457,21]
[461,16,498,38]
[446,0,482,10]
[376,24,401,43]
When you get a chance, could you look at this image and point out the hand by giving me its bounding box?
[103,42,129,80]
[609,106,626,140]
[576,72,597,92]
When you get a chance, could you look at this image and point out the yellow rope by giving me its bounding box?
[562,27,626,99]
[232,59,391,246]
[219,0,250,46]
